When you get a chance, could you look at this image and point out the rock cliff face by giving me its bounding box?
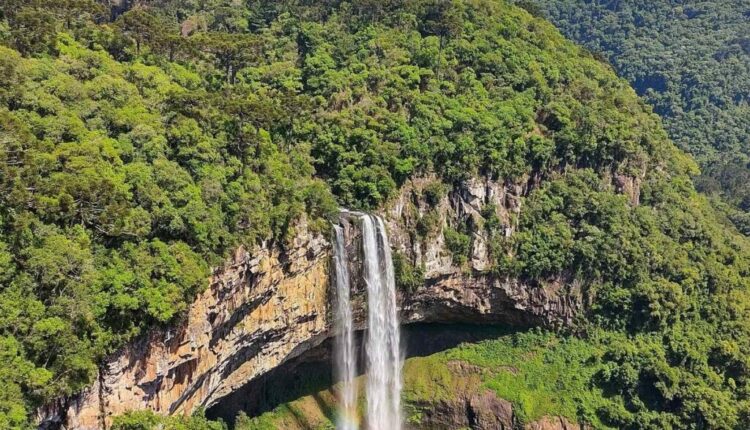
[37,177,585,429]
[385,175,582,328]
[38,229,331,430]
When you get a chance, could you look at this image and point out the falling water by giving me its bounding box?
[362,215,402,430]
[333,225,357,430]
[376,216,403,430]
[333,213,402,430]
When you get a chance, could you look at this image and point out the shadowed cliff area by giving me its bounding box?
[219,328,603,430]
[206,324,515,426]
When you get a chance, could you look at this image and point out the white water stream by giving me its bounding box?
[334,213,402,430]
[333,224,357,430]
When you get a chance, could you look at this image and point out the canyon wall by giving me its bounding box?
[38,229,331,429]
[37,176,584,429]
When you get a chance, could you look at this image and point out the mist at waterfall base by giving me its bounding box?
[333,213,403,430]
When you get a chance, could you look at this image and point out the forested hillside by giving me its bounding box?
[514,0,750,230]
[1,1,749,429]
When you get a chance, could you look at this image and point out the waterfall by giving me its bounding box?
[333,225,357,430]
[376,216,402,430]
[333,213,402,430]
[362,215,402,430]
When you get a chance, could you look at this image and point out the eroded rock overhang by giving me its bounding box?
[37,176,584,430]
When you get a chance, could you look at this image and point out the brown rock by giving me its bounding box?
[468,390,514,429]
[527,416,585,430]
[38,178,584,429]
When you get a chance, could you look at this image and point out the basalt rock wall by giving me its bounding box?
[37,176,586,429]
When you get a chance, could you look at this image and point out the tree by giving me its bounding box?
[8,7,57,56]
[115,8,175,56]
[195,32,263,84]
[419,0,463,47]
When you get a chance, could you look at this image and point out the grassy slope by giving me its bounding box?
[236,330,614,429]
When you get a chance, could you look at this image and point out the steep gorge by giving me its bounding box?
[37,174,587,429]
[2,1,749,429]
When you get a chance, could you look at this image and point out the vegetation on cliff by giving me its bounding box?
[513,0,750,231]
[112,410,226,430]
[0,0,749,429]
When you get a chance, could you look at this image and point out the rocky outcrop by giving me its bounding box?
[38,176,585,429]
[411,388,585,430]
[38,224,331,429]
[387,175,582,328]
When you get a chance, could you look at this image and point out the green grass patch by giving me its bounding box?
[231,330,618,429]
[441,330,611,428]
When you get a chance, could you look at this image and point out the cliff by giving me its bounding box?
[37,177,585,429]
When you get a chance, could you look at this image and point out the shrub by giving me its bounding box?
[443,227,471,265]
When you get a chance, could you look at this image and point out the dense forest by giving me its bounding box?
[1,1,749,429]
[513,0,750,231]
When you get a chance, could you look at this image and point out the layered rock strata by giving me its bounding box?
[38,177,585,429]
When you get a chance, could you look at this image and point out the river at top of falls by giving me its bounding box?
[333,213,402,430]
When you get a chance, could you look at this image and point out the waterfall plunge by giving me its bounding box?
[333,214,402,430]
[333,225,357,430]
[362,215,403,430]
